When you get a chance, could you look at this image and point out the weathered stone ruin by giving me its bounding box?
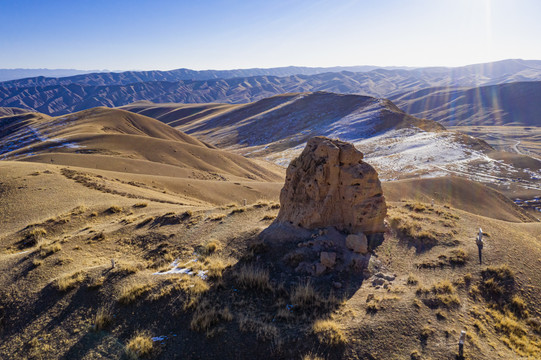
[261,136,387,276]
[276,136,386,233]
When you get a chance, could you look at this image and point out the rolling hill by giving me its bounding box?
[1,99,540,359]
[120,93,541,195]
[0,107,285,211]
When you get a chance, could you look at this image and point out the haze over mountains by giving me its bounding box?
[0,65,405,87]
[2,59,541,116]
[391,81,541,126]
[0,68,103,82]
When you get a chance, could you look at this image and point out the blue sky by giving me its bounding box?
[1,0,540,70]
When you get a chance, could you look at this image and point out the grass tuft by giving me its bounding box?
[53,271,85,291]
[21,227,47,248]
[39,242,62,257]
[92,307,113,331]
[106,205,123,214]
[190,300,233,335]
[407,273,419,285]
[118,282,153,304]
[312,319,347,346]
[208,213,226,221]
[125,330,153,359]
[236,265,271,291]
[238,314,279,342]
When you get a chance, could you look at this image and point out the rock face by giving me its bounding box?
[275,136,386,234]
[346,234,368,254]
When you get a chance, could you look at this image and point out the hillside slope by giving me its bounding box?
[390,81,541,126]
[0,161,540,359]
[0,107,283,182]
[122,93,541,212]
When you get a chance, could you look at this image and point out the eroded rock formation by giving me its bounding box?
[275,136,386,234]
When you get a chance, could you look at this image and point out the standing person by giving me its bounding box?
[476,228,484,264]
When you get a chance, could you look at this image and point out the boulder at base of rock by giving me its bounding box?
[320,251,337,268]
[314,263,327,276]
[346,233,368,254]
[274,136,386,235]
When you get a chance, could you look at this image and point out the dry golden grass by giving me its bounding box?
[474,319,487,335]
[201,239,221,255]
[125,330,153,359]
[114,261,144,276]
[486,309,541,357]
[236,265,271,291]
[415,280,461,309]
[28,337,53,358]
[432,280,455,294]
[88,275,105,289]
[92,307,113,331]
[388,215,439,249]
[203,256,232,279]
[252,200,270,208]
[261,214,276,221]
[481,264,515,302]
[405,201,428,212]
[177,275,210,310]
[407,273,419,285]
[208,213,226,221]
[118,282,153,304]
[106,205,123,214]
[508,295,529,318]
[312,319,347,346]
[133,202,148,208]
[190,300,233,335]
[229,207,246,215]
[21,227,47,248]
[53,271,85,291]
[420,325,433,340]
[39,242,62,257]
[32,258,43,267]
[301,352,325,360]
[238,314,279,341]
[289,281,335,311]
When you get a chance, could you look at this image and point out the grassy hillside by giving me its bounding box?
[0,103,539,359]
[0,163,539,359]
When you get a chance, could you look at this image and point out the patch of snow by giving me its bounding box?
[152,258,208,280]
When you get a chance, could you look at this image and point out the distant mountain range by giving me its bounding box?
[0,65,406,87]
[0,68,105,82]
[1,59,541,123]
[390,81,541,126]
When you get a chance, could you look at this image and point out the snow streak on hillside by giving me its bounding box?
[260,126,541,192]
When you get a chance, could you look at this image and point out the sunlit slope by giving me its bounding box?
[120,93,541,199]
[122,92,444,155]
[0,163,540,359]
[382,176,537,223]
[0,107,283,182]
[120,101,241,128]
